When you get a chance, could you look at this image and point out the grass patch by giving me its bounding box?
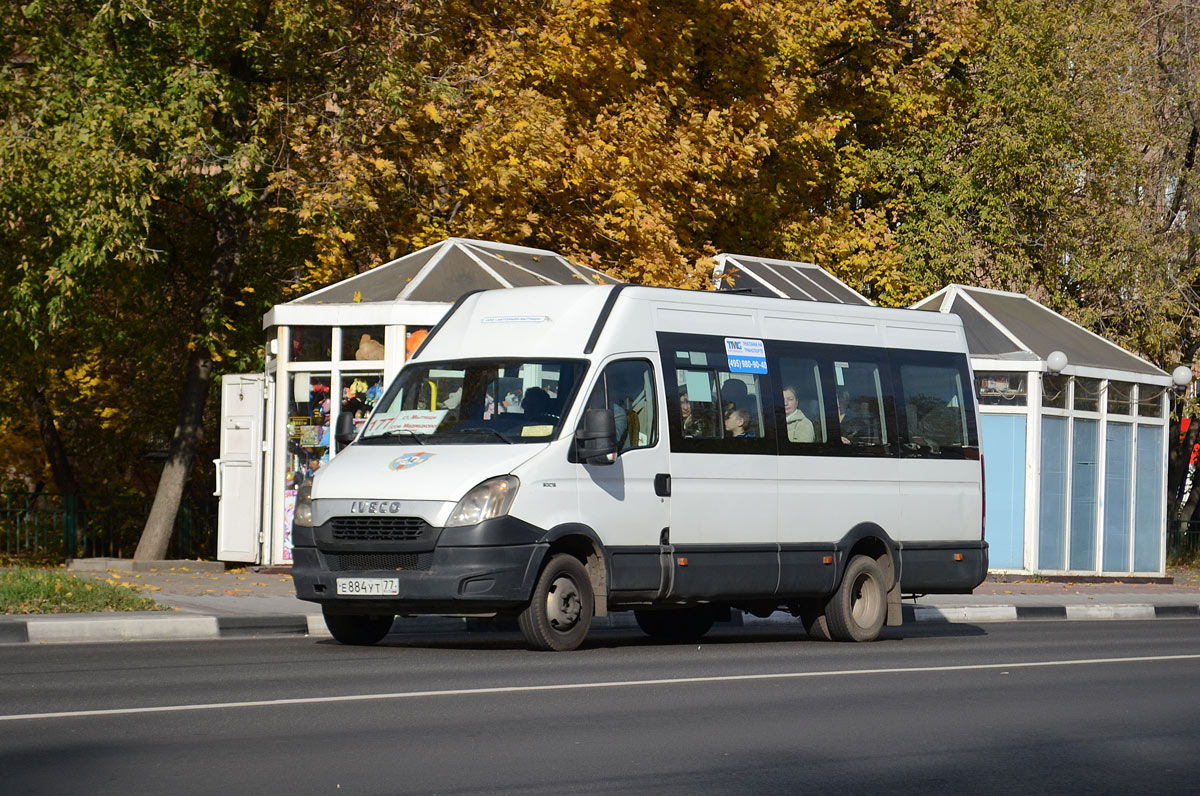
[0,568,165,614]
[1169,551,1200,568]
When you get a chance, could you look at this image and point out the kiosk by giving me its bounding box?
[215,238,618,566]
[914,285,1177,576]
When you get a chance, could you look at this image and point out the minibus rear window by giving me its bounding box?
[359,359,587,444]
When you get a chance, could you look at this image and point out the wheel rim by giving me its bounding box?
[849,571,881,628]
[545,574,582,631]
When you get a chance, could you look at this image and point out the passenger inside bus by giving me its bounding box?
[724,407,753,438]
[721,377,750,415]
[782,385,815,443]
[680,391,714,438]
[837,387,882,445]
[719,376,761,437]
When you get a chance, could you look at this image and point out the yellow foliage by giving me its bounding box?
[268,0,981,295]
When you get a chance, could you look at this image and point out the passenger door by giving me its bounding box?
[575,358,672,596]
[658,333,780,599]
[773,347,899,593]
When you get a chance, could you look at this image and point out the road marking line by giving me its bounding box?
[4,653,1199,722]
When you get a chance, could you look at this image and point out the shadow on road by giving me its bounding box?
[311,620,988,652]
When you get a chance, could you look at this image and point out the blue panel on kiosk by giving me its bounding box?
[1070,419,1099,571]
[1134,426,1164,572]
[1103,422,1133,572]
[981,414,1027,570]
[1039,416,1069,570]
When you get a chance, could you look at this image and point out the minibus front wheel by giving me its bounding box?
[322,609,395,645]
[518,553,594,651]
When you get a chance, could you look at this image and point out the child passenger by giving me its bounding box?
[724,407,752,438]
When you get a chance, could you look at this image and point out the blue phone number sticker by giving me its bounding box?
[724,337,768,374]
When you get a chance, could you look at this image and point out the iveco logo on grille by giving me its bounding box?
[350,501,404,514]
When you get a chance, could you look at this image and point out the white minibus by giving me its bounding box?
[292,284,986,650]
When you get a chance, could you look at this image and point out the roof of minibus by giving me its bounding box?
[415,285,968,362]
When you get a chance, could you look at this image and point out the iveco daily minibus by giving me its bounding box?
[292,284,987,650]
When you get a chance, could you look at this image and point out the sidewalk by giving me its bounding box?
[1,561,1198,645]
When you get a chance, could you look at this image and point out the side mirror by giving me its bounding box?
[335,412,358,448]
[575,408,617,465]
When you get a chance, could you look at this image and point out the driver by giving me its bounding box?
[521,386,554,417]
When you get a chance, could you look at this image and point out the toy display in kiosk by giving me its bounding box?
[340,374,384,450]
[287,375,332,488]
[283,374,334,561]
[405,327,430,359]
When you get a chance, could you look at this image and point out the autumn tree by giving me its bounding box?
[0,0,376,558]
[277,0,984,295]
[13,0,1196,561]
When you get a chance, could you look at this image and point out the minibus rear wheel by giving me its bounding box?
[635,607,715,642]
[518,554,594,651]
[323,609,395,645]
[824,555,887,642]
[798,603,833,641]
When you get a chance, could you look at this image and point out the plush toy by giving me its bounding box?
[356,333,384,360]
[405,329,428,359]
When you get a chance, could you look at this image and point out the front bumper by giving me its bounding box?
[291,515,550,615]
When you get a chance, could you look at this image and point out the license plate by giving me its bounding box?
[336,577,399,596]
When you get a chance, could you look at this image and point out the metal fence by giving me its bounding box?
[0,492,217,562]
[1170,519,1200,565]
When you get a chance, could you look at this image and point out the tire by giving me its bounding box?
[518,554,594,651]
[635,606,716,642]
[823,555,887,642]
[797,601,833,642]
[322,609,394,645]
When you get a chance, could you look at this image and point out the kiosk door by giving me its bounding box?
[215,374,267,563]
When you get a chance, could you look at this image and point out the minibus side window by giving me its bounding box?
[584,360,658,453]
[717,373,768,441]
[777,357,828,445]
[893,353,979,458]
[657,331,776,454]
[832,359,889,450]
[676,369,721,439]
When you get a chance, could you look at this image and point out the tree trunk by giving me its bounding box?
[135,197,244,561]
[30,385,80,498]
[134,348,214,560]
[31,383,87,560]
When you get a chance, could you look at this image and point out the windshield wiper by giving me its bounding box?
[455,427,513,444]
[367,428,425,443]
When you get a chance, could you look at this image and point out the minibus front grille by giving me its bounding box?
[330,516,432,542]
[323,552,434,572]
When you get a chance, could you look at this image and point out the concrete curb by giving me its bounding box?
[901,603,1200,623]
[1,603,1197,645]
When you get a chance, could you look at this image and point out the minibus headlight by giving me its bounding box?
[446,476,519,527]
[294,484,314,528]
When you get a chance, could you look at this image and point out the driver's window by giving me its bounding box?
[585,360,657,453]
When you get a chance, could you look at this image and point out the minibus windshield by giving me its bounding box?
[357,359,587,445]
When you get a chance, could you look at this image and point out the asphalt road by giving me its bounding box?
[3,621,1199,795]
